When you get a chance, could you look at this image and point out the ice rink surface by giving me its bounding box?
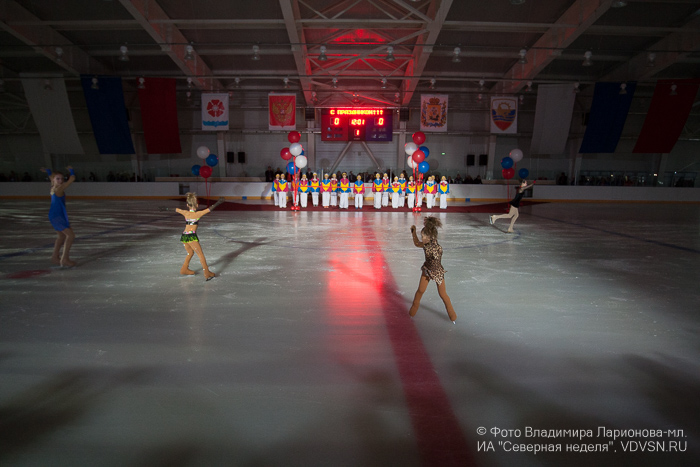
[1,199,699,467]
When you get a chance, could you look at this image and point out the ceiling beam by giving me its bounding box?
[117,0,222,91]
[500,0,614,95]
[0,0,108,76]
[278,0,314,106]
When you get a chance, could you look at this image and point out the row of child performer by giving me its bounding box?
[271,172,450,209]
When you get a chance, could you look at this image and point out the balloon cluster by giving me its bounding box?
[281,131,306,210]
[192,146,219,179]
[500,148,529,180]
[405,131,430,174]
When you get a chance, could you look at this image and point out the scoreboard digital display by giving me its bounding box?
[321,108,393,142]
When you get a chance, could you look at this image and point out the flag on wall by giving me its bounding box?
[21,75,83,154]
[633,79,700,153]
[80,76,135,154]
[138,77,181,154]
[490,96,518,134]
[579,82,636,154]
[420,94,448,132]
[268,93,296,130]
[530,84,576,154]
[202,93,229,130]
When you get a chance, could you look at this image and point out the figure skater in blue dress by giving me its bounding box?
[41,166,76,267]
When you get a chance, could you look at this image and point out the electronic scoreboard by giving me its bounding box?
[320,108,393,142]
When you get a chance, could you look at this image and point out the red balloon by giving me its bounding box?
[200,166,213,179]
[412,150,425,163]
[280,147,292,160]
[502,168,515,180]
[288,131,301,143]
[412,131,426,145]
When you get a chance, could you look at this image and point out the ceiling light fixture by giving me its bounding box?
[394,92,400,103]
[119,45,129,62]
[381,78,387,89]
[670,84,677,96]
[526,81,533,92]
[452,47,461,63]
[582,50,593,66]
[234,77,241,88]
[510,0,526,4]
[43,79,53,91]
[574,82,580,93]
[386,46,395,62]
[137,77,145,89]
[478,79,485,92]
[55,47,64,62]
[477,93,483,102]
[647,52,656,67]
[91,76,99,90]
[519,94,524,104]
[283,77,290,89]
[519,49,528,64]
[611,1,627,7]
[319,45,328,61]
[252,45,260,61]
[184,44,194,61]
[332,77,338,89]
[429,78,436,90]
[619,83,627,95]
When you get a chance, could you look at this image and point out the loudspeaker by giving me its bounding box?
[479,154,488,166]
[305,108,315,121]
[226,151,235,163]
[399,108,410,122]
[467,154,475,166]
[238,151,246,164]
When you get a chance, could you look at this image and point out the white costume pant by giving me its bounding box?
[407,193,415,209]
[339,192,349,209]
[322,192,330,207]
[426,194,434,209]
[300,192,308,208]
[331,192,338,206]
[400,193,406,207]
[355,194,363,209]
[382,192,389,207]
[416,192,423,207]
[312,192,319,206]
[279,192,287,208]
[374,192,382,209]
[273,191,279,206]
[391,192,400,208]
[440,194,447,209]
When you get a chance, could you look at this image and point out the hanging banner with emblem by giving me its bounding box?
[420,94,448,132]
[490,96,518,134]
[269,93,296,130]
[201,93,229,130]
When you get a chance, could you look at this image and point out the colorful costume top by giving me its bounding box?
[321,178,332,193]
[382,177,390,192]
[298,179,310,193]
[338,177,351,193]
[271,179,278,192]
[424,181,437,194]
[416,180,424,193]
[353,180,365,194]
[406,181,417,193]
[389,181,402,193]
[278,179,289,192]
[309,178,320,193]
[330,178,339,193]
[421,239,446,286]
[439,181,450,194]
[399,177,407,192]
[373,179,383,192]
[49,193,70,231]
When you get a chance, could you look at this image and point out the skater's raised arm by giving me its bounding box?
[410,225,424,248]
[207,197,225,212]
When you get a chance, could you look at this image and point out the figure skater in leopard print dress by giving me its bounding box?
[408,216,457,323]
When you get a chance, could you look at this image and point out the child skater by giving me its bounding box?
[41,166,77,267]
[398,172,407,207]
[321,173,332,208]
[373,173,383,209]
[489,179,534,233]
[175,193,224,280]
[338,172,351,209]
[381,173,390,207]
[272,173,279,206]
[310,172,320,207]
[406,175,416,209]
[278,175,289,208]
[415,175,424,208]
[298,173,310,208]
[409,217,457,323]
[330,173,339,207]
[390,176,402,209]
[438,175,450,209]
[353,174,365,209]
[424,175,436,209]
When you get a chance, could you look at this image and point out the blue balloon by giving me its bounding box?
[419,146,430,158]
[300,149,305,156]
[519,168,529,179]
[286,161,296,174]
[191,164,201,176]
[501,156,514,169]
[418,161,429,174]
[206,154,218,167]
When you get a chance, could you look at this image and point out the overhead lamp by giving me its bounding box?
[332,77,338,89]
[234,77,241,88]
[186,91,192,104]
[582,50,593,66]
[311,91,318,103]
[91,76,99,90]
[55,47,64,62]
[574,82,580,93]
[352,93,360,104]
[137,77,145,89]
[184,44,194,61]
[510,0,526,4]
[283,77,290,89]
[319,45,328,61]
[611,1,627,7]
[619,83,627,95]
[526,81,533,92]
[519,49,528,64]
[647,52,656,67]
[252,45,260,61]
[478,79,485,92]
[429,78,436,90]
[519,94,524,104]
[386,46,395,62]
[452,47,461,63]
[119,45,129,62]
[394,92,400,103]
[477,93,483,102]
[43,79,53,91]
[381,78,387,89]
[187,77,193,89]
[670,84,677,96]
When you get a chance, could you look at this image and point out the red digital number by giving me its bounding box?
[333,117,340,126]
[378,117,384,126]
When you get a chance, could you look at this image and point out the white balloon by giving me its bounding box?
[295,155,308,169]
[510,148,524,163]
[407,155,417,169]
[196,146,210,159]
[289,143,303,156]
[404,142,418,156]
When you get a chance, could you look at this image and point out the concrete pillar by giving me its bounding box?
[306,120,316,171]
[486,135,497,179]
[217,132,226,178]
[397,120,407,172]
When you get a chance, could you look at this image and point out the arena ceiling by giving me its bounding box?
[0,0,699,111]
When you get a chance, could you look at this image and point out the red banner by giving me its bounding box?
[269,93,296,130]
[633,79,700,153]
[138,78,182,154]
